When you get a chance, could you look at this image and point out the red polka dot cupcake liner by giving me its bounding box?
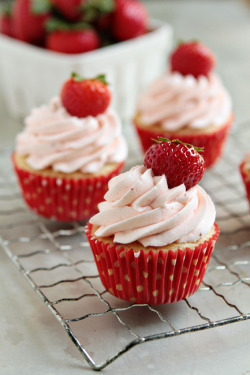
[134,116,233,168]
[86,222,220,304]
[240,161,250,208]
[12,154,124,222]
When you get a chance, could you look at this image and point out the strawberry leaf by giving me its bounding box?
[71,72,109,85]
[0,1,12,16]
[95,74,109,85]
[82,0,114,22]
[153,137,204,153]
[71,72,84,82]
[46,18,91,32]
[31,0,51,14]
[177,39,199,46]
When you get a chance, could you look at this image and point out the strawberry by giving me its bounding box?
[144,138,205,190]
[94,12,112,32]
[0,10,13,37]
[111,0,148,41]
[170,41,216,78]
[45,18,100,54]
[51,0,84,21]
[83,0,114,33]
[12,0,51,45]
[60,72,111,118]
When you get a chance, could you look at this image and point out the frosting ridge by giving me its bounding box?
[90,165,216,247]
[137,71,232,131]
[16,97,127,173]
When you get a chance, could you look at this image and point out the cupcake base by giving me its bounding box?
[12,153,124,222]
[86,223,220,304]
[134,114,233,168]
[240,161,250,208]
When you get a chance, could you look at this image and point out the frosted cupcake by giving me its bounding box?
[134,41,233,168]
[86,139,220,304]
[13,73,127,221]
[240,152,250,208]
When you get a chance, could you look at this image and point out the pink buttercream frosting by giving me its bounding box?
[137,70,232,131]
[90,165,216,247]
[16,97,127,173]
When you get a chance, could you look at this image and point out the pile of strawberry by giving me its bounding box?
[0,0,148,53]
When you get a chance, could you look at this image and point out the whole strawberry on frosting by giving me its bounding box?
[61,72,111,118]
[170,40,216,78]
[144,138,205,190]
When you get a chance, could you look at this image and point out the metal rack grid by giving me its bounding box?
[0,122,250,371]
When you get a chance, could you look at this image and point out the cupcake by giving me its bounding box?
[13,73,127,221]
[134,41,233,168]
[86,139,220,304]
[240,152,250,207]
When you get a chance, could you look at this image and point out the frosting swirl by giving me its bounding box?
[90,165,216,247]
[137,71,232,131]
[16,97,127,173]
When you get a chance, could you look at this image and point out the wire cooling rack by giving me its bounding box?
[0,122,250,371]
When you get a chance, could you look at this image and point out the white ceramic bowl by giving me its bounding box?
[0,19,172,121]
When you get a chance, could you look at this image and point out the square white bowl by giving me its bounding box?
[0,19,172,121]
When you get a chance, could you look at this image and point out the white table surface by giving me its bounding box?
[1,1,250,374]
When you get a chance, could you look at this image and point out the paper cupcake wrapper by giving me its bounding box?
[134,116,233,168]
[13,155,124,222]
[86,222,220,304]
[240,162,250,207]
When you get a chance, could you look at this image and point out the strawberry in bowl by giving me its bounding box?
[45,18,100,54]
[111,0,148,41]
[0,3,14,37]
[2,0,149,49]
[50,0,84,21]
[12,0,51,45]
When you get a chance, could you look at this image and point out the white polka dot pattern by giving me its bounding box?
[86,222,220,304]
[13,157,124,221]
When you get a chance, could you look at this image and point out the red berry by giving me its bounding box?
[94,13,112,32]
[61,73,111,118]
[46,28,100,54]
[170,41,216,78]
[12,0,51,45]
[0,13,13,37]
[82,0,114,31]
[112,0,148,41]
[51,0,84,21]
[144,139,205,190]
